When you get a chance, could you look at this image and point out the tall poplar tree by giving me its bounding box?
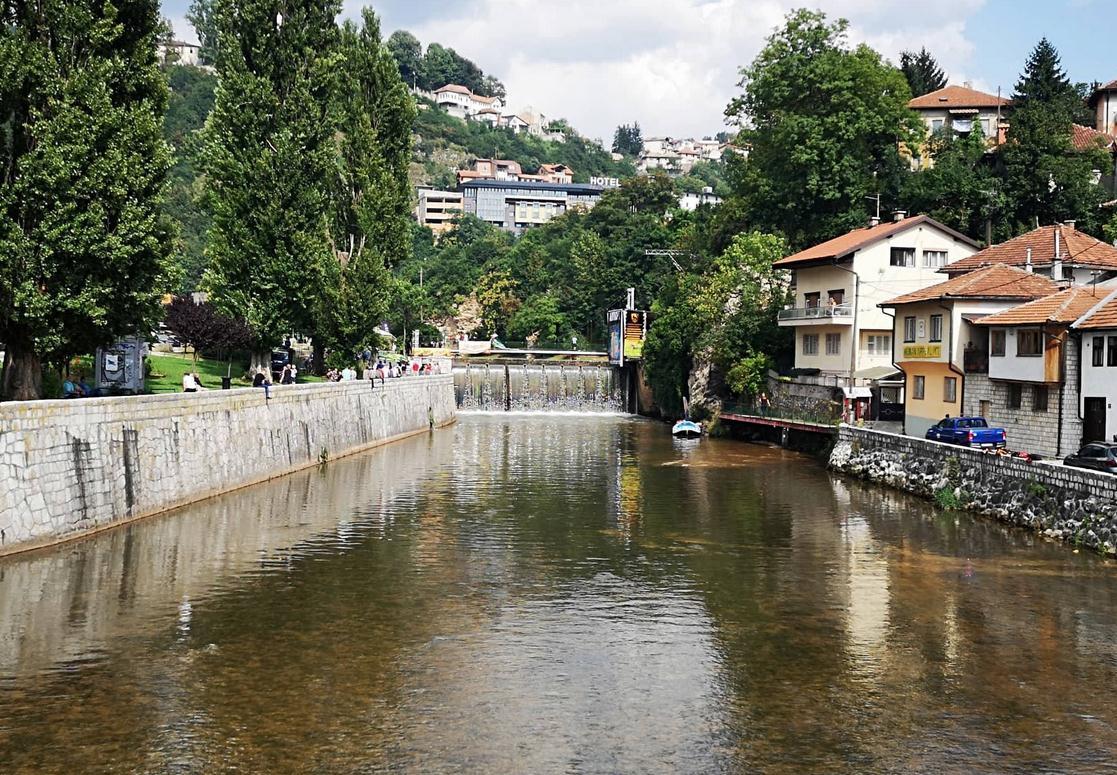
[0,0,172,399]
[319,9,417,363]
[200,0,341,369]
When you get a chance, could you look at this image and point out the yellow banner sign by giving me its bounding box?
[903,344,942,359]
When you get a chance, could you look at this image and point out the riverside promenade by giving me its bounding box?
[0,375,456,556]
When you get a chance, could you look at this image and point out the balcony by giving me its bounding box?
[963,348,988,375]
[778,303,854,326]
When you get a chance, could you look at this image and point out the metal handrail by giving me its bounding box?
[777,303,854,321]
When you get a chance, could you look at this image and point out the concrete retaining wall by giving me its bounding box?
[830,426,1117,553]
[0,375,456,556]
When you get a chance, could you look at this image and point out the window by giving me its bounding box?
[890,247,916,267]
[867,334,891,356]
[1093,336,1105,367]
[1109,337,1117,367]
[981,118,992,136]
[825,333,841,356]
[802,334,819,355]
[904,316,917,343]
[913,375,926,400]
[827,289,845,305]
[931,118,944,133]
[991,330,1006,357]
[953,119,973,133]
[804,292,821,309]
[922,250,948,268]
[1008,383,1022,409]
[944,376,957,403]
[930,314,943,342]
[1017,329,1042,357]
[1033,386,1049,412]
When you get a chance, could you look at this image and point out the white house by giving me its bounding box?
[433,84,505,120]
[1072,286,1117,444]
[965,286,1107,457]
[1089,78,1117,137]
[773,214,981,388]
[678,187,721,211]
[879,265,1059,437]
[160,40,202,67]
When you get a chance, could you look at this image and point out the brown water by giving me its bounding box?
[3,415,1117,773]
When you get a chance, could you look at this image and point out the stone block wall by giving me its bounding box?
[0,376,456,555]
[830,426,1117,553]
[963,352,1083,458]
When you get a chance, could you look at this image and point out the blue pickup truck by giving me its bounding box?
[925,417,1007,449]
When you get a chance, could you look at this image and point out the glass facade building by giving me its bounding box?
[461,180,606,234]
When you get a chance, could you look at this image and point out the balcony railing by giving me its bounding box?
[963,348,988,374]
[778,303,853,322]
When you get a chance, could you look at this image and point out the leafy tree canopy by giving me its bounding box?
[725,9,921,250]
[612,122,643,156]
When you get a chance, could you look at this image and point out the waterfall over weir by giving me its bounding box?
[454,363,625,413]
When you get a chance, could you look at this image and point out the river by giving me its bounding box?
[3,414,1117,773]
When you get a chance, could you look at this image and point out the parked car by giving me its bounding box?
[270,349,290,379]
[925,417,1007,449]
[1063,442,1117,473]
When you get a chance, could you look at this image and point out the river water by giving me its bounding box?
[4,415,1117,773]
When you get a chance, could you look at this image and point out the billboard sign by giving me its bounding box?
[607,309,647,365]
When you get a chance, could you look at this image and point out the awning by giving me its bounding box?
[948,108,980,115]
[842,386,873,399]
[853,365,901,380]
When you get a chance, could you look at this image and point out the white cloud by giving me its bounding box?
[396,0,989,141]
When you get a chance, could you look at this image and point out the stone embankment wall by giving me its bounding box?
[830,426,1117,553]
[0,376,456,556]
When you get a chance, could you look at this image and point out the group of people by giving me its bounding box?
[62,373,97,399]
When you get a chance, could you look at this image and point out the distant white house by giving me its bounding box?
[432,84,505,120]
[159,40,202,67]
[678,187,721,211]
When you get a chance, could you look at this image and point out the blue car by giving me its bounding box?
[925,417,1007,449]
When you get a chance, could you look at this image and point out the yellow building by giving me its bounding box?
[880,265,1058,437]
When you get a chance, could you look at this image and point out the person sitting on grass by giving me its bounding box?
[62,377,82,399]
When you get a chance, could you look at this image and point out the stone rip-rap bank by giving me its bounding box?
[830,426,1117,553]
[0,375,456,556]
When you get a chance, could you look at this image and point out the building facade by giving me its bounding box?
[1089,79,1117,137]
[773,215,981,388]
[415,188,464,234]
[1072,286,1117,444]
[960,286,1106,457]
[942,222,1117,286]
[881,265,1059,437]
[907,84,1010,167]
[461,179,604,234]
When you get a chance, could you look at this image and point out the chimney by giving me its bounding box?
[963,80,972,89]
[1053,229,1064,282]
[892,210,907,222]
[1063,220,1076,232]
[869,216,881,227]
[1025,247,1033,273]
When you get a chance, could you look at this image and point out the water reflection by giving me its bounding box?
[2,416,1117,772]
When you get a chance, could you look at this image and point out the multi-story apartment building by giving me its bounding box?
[773,214,981,388]
[415,188,464,235]
[461,179,604,234]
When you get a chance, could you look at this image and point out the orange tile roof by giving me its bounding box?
[435,84,472,95]
[881,264,1059,307]
[973,285,1108,326]
[1073,287,1117,330]
[773,215,978,267]
[1072,123,1117,152]
[908,85,1011,110]
[944,225,1117,274]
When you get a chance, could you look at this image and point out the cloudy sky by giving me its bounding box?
[161,0,1115,142]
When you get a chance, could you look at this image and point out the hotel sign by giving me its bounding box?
[590,176,620,188]
[903,344,942,359]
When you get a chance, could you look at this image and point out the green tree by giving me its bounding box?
[899,48,947,98]
[0,0,173,399]
[1001,38,1108,233]
[386,30,422,87]
[902,128,1007,242]
[644,232,791,416]
[612,122,643,156]
[201,0,341,369]
[186,0,218,66]
[725,9,921,249]
[319,10,417,363]
[508,292,567,343]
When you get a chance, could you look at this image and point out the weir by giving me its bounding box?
[454,363,626,413]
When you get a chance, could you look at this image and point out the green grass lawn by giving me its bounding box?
[146,353,323,394]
